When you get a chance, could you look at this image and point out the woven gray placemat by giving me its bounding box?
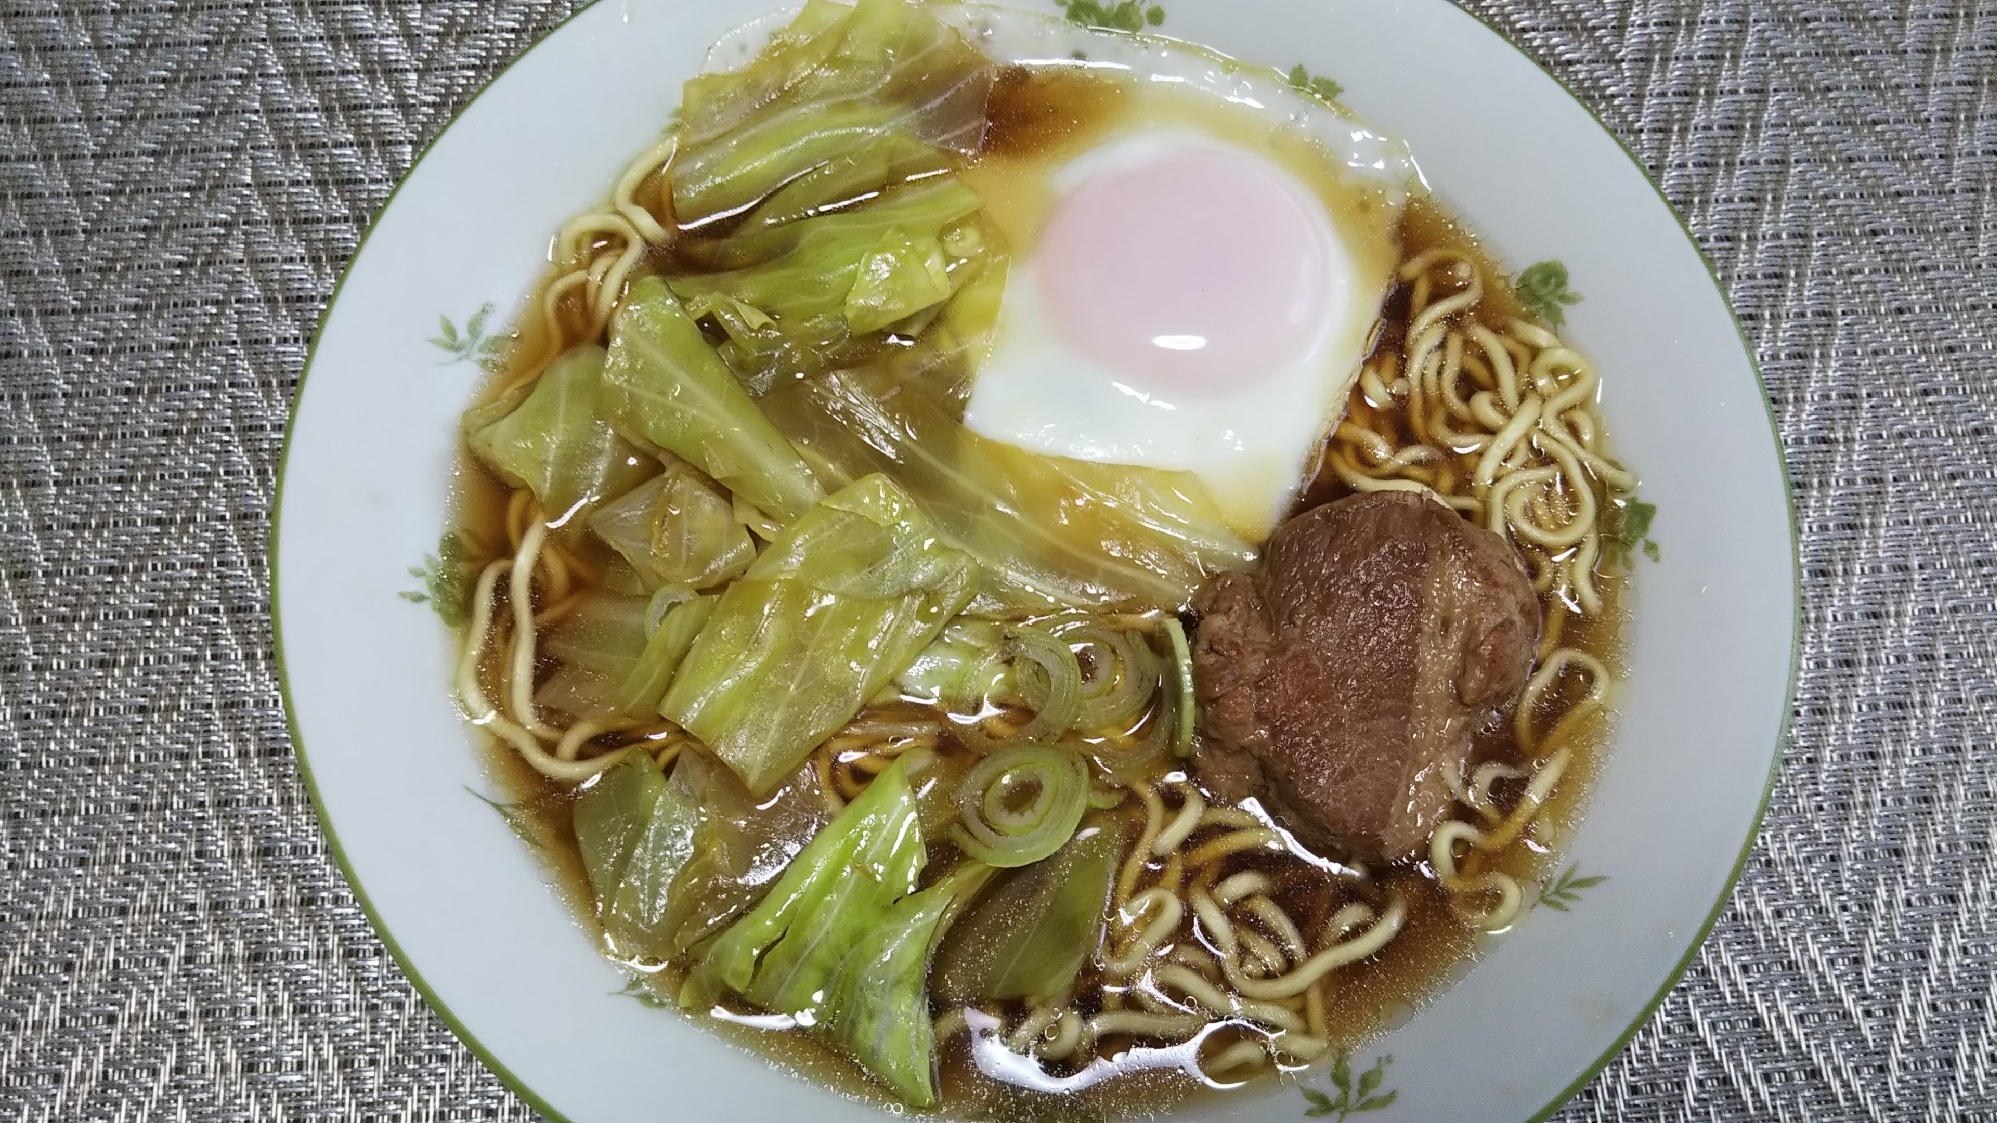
[1,0,1992,1119]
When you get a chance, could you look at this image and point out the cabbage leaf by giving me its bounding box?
[762,367,1257,612]
[588,465,755,591]
[823,861,992,1107]
[745,132,952,233]
[669,179,984,324]
[536,591,718,720]
[612,594,717,716]
[682,754,992,1107]
[682,754,927,1014]
[894,618,1009,707]
[679,203,1001,396]
[844,225,952,334]
[932,818,1122,1002]
[662,473,978,795]
[660,748,831,956]
[671,0,996,227]
[601,277,824,524]
[537,593,652,719]
[572,754,700,962]
[467,344,654,522]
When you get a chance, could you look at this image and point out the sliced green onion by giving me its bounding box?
[1005,626,1081,741]
[1161,617,1195,758]
[1085,709,1169,779]
[1061,620,1160,732]
[951,743,1088,868]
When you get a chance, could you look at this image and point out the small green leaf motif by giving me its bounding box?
[465,786,542,852]
[1538,864,1609,913]
[1514,259,1584,326]
[402,531,472,626]
[1299,1054,1396,1120]
[1287,63,1344,102]
[430,302,510,370]
[1056,0,1163,32]
[614,976,670,1008]
[1603,498,1660,569]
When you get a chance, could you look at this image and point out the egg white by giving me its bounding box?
[943,4,1417,542]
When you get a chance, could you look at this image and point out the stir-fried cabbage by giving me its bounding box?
[534,591,719,720]
[602,278,825,525]
[662,473,979,795]
[671,0,996,228]
[933,819,1122,1002]
[763,366,1258,612]
[670,179,985,325]
[612,594,717,716]
[683,755,990,1107]
[822,861,991,1105]
[467,344,654,522]
[659,748,831,956]
[589,464,755,591]
[572,754,700,962]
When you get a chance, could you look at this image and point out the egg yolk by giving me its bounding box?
[1034,145,1331,397]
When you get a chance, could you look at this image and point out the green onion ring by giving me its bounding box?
[1005,626,1082,741]
[951,743,1089,868]
[1058,620,1161,732]
[1161,616,1196,758]
[1085,707,1171,778]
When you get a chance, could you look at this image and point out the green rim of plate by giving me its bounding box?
[267,4,1803,1121]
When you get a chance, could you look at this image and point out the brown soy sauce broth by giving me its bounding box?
[445,62,1627,1123]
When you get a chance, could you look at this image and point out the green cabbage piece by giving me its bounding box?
[762,367,1258,612]
[601,277,824,525]
[536,593,651,719]
[823,861,992,1107]
[844,225,952,334]
[678,0,852,147]
[680,207,1002,397]
[683,755,992,1107]
[894,618,1009,707]
[536,591,719,720]
[612,594,717,716]
[932,818,1123,1002]
[661,747,832,956]
[671,0,996,227]
[690,303,866,398]
[588,464,755,591]
[662,473,979,795]
[467,344,654,521]
[572,754,701,962]
[745,132,952,232]
[683,754,927,1013]
[669,179,984,324]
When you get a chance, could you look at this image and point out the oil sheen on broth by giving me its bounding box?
[441,10,1634,1121]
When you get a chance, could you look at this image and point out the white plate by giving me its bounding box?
[273,2,1798,1120]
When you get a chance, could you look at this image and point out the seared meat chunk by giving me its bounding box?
[1191,491,1539,860]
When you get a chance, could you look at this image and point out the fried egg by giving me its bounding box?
[941,5,1417,541]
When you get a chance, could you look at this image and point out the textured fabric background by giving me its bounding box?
[0,0,1992,1119]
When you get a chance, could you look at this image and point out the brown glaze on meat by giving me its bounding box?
[1190,492,1540,860]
